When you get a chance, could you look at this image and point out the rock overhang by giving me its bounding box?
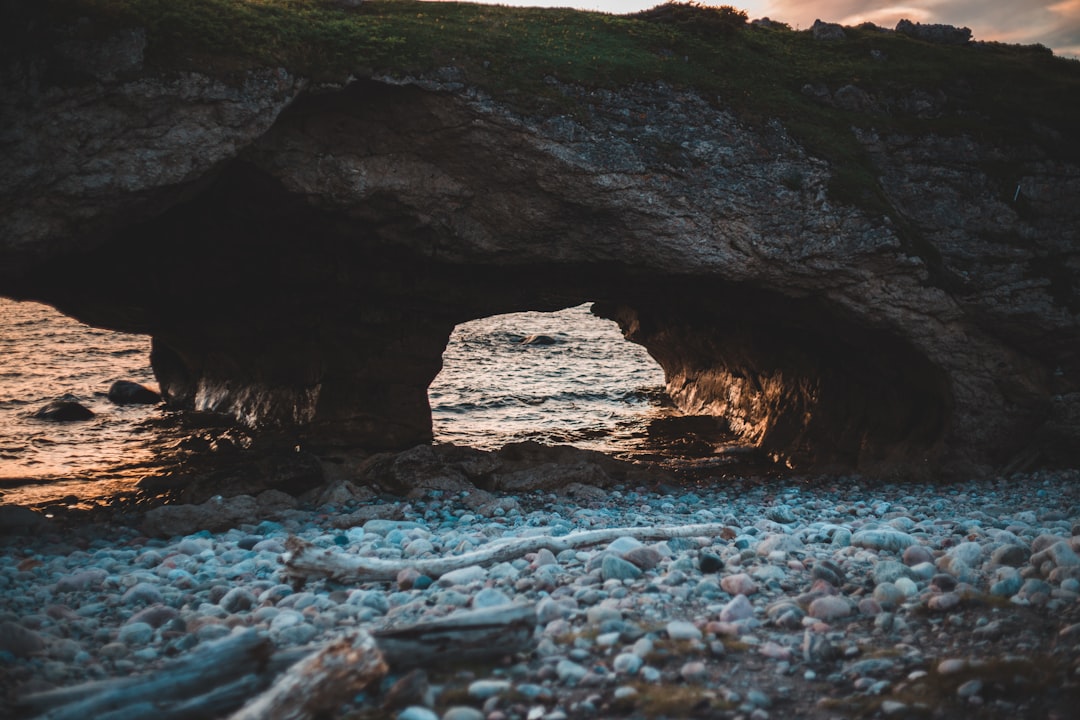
[2,4,1078,478]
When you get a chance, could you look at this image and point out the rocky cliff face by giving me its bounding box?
[2,15,1078,478]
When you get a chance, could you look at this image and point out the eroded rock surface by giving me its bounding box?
[1,13,1077,477]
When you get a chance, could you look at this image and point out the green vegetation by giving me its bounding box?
[33,1,1080,212]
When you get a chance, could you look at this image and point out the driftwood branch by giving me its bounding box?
[228,629,387,720]
[24,603,536,720]
[282,522,730,584]
[374,602,537,669]
[25,629,272,720]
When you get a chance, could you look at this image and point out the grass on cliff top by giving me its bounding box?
[36,0,1080,209]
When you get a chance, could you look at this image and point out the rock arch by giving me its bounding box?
[3,70,1077,477]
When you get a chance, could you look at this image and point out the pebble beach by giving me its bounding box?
[3,466,1080,719]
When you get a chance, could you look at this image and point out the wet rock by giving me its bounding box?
[107,380,161,405]
[0,504,47,535]
[33,399,93,421]
[519,334,557,345]
[141,494,259,537]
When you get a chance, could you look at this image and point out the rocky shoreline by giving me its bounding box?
[2,449,1079,719]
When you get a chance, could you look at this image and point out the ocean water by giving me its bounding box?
[0,299,681,505]
[429,303,669,451]
[0,298,166,504]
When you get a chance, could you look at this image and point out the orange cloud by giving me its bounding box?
[759,0,1080,55]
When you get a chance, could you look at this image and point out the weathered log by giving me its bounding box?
[227,629,386,720]
[374,602,537,669]
[282,522,731,584]
[23,606,536,720]
[24,629,272,720]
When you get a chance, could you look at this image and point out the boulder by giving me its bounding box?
[141,494,259,537]
[0,504,47,535]
[811,19,846,41]
[519,334,558,345]
[896,19,972,45]
[33,399,93,421]
[107,380,160,405]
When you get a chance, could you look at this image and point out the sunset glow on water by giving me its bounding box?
[1,299,675,505]
[0,298,164,505]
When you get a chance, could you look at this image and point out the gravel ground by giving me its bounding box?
[2,466,1079,719]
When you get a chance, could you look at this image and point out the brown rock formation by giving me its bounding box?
[2,16,1077,478]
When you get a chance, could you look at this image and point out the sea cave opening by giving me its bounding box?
[428,302,746,470]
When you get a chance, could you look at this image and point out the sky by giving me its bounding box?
[432,1,1080,57]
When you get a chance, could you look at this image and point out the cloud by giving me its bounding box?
[759,0,1080,55]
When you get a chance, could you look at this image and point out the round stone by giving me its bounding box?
[699,552,724,574]
[117,622,154,645]
[990,544,1029,567]
[666,620,703,641]
[556,659,588,684]
[680,660,708,682]
[720,573,757,596]
[121,582,163,606]
[927,592,961,612]
[468,679,510,700]
[442,708,484,720]
[851,529,917,553]
[720,594,755,622]
[808,596,851,621]
[613,652,643,675]
[902,545,934,566]
[601,555,643,582]
[872,582,906,607]
[472,588,512,609]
